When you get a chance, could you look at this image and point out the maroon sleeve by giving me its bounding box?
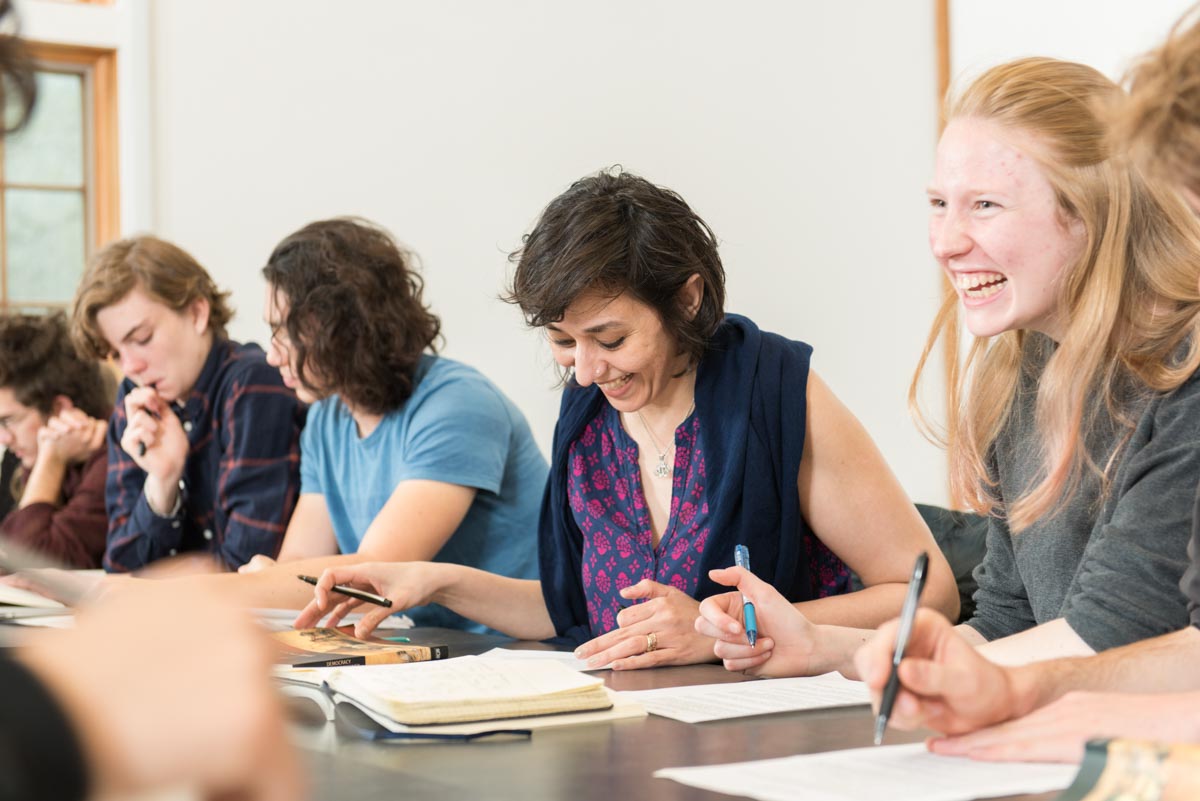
[0,450,108,569]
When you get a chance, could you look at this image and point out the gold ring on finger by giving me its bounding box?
[646,632,658,653]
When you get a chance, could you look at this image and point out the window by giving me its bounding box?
[0,42,118,313]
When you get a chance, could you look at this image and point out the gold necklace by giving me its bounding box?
[636,402,695,479]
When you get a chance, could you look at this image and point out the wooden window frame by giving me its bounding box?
[0,41,119,310]
[934,0,961,504]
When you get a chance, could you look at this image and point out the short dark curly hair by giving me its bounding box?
[506,168,726,370]
[0,312,112,420]
[262,218,442,415]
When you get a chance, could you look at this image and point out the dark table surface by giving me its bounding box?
[291,627,1062,801]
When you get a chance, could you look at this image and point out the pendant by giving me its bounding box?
[654,456,671,479]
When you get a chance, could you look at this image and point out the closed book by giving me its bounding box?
[316,655,613,726]
[272,627,449,668]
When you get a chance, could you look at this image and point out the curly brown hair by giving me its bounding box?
[506,168,726,371]
[0,0,37,135]
[0,312,112,419]
[262,218,442,415]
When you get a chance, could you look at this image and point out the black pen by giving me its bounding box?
[135,403,163,457]
[296,574,392,608]
[873,551,929,746]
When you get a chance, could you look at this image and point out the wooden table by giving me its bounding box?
[292,628,1059,801]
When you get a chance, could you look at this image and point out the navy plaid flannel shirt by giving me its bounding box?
[103,338,304,572]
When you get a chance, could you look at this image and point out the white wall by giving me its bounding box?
[949,0,1196,85]
[142,0,949,504]
[18,0,950,505]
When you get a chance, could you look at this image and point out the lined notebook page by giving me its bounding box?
[328,655,605,704]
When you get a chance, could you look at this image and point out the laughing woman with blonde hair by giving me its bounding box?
[699,57,1200,675]
[913,57,1200,658]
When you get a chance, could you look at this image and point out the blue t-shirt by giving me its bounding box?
[300,355,546,632]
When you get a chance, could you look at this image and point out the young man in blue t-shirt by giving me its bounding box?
[225,217,546,625]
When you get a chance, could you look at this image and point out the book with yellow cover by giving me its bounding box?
[272,627,448,668]
[314,655,614,726]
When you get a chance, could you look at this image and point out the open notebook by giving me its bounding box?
[278,655,616,726]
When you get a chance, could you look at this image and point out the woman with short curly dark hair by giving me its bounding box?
[295,173,959,669]
[223,217,546,629]
[0,312,111,567]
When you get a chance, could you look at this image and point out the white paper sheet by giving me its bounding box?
[617,673,870,723]
[480,647,613,672]
[654,742,1078,801]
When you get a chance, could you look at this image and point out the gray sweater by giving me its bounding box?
[1185,491,1200,630]
[966,340,1200,651]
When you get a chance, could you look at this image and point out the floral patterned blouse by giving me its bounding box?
[567,404,849,635]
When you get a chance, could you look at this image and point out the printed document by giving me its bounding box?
[618,673,869,723]
[655,742,1078,801]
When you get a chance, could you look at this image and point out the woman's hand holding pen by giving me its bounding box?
[852,608,1019,736]
[293,562,447,638]
[696,565,822,677]
[573,579,714,670]
[120,387,188,514]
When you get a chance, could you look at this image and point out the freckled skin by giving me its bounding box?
[927,118,1087,341]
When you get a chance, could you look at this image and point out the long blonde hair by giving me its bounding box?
[911,57,1200,532]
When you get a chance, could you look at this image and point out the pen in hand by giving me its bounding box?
[733,545,758,648]
[873,551,929,746]
[296,574,393,609]
[135,401,163,457]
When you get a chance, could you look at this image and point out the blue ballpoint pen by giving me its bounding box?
[733,545,758,647]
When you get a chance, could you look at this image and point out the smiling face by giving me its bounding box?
[546,290,693,414]
[928,117,1088,340]
[94,285,214,403]
[263,285,319,405]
